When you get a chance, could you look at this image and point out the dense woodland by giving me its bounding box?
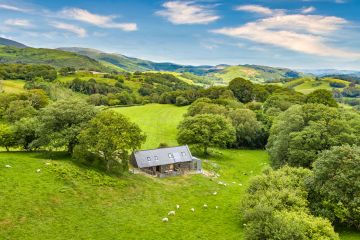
[0,62,359,239]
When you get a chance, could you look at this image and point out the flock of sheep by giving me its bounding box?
[162,202,220,222]
[4,162,51,172]
[4,163,246,224]
[161,180,242,223]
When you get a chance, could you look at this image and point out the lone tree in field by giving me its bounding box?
[35,99,97,154]
[177,114,236,155]
[76,111,146,173]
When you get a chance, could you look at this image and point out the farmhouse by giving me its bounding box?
[131,145,202,177]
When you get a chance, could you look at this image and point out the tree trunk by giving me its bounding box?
[67,142,74,155]
[5,146,9,152]
[106,157,111,172]
[204,146,208,156]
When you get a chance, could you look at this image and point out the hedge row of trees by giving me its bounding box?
[67,78,130,95]
[0,94,146,174]
[0,63,57,81]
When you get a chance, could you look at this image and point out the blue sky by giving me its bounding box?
[0,0,360,70]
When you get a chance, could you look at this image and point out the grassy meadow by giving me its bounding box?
[285,77,350,94]
[0,104,359,239]
[114,104,188,149]
[0,80,26,93]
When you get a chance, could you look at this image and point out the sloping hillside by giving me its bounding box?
[0,46,106,70]
[0,37,27,48]
[284,77,350,94]
[58,47,306,83]
[210,65,305,83]
[58,47,216,74]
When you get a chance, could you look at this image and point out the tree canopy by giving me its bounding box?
[267,104,360,168]
[35,99,97,153]
[306,89,338,107]
[309,145,360,229]
[242,166,339,240]
[75,111,146,173]
[177,113,236,154]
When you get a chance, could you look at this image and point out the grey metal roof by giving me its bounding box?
[133,145,193,168]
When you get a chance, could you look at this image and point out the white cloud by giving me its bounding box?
[0,3,29,12]
[5,19,32,28]
[51,22,87,37]
[212,13,360,59]
[156,1,220,25]
[335,0,346,3]
[301,6,316,14]
[235,5,282,16]
[59,8,137,31]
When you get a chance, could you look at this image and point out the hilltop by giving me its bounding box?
[58,47,306,83]
[0,46,107,71]
[0,37,27,48]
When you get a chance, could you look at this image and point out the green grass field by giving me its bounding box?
[114,104,188,149]
[286,77,350,94]
[0,80,26,93]
[0,104,358,239]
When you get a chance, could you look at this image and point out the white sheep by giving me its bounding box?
[162,217,169,222]
[232,181,236,184]
[5,165,11,168]
[45,162,51,166]
[191,208,195,212]
[238,183,243,186]
[218,181,223,185]
[215,206,219,209]
[213,192,217,195]
[36,169,41,173]
[176,204,180,210]
[168,211,175,216]
[203,204,208,208]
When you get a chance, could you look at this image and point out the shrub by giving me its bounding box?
[175,96,189,106]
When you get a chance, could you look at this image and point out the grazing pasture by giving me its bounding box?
[0,104,358,239]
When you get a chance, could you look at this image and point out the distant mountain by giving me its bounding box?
[209,64,306,83]
[58,47,305,83]
[58,47,213,74]
[0,46,107,70]
[300,69,360,76]
[0,37,27,48]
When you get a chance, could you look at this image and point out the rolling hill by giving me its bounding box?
[58,47,306,83]
[0,37,308,84]
[0,46,107,70]
[58,47,214,74]
[0,37,27,48]
[210,65,305,84]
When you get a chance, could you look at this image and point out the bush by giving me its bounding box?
[175,96,189,106]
